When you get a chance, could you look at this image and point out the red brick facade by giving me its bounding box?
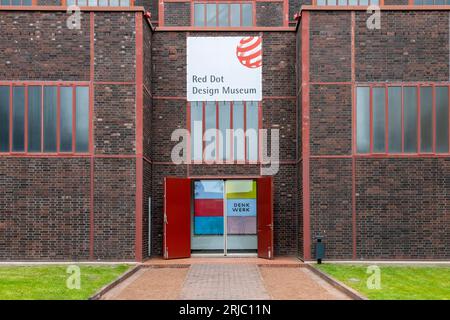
[0,4,449,261]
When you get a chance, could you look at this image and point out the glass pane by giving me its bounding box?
[22,0,31,5]
[356,87,370,153]
[109,0,118,6]
[218,102,231,161]
[0,86,9,152]
[423,0,433,4]
[328,0,337,5]
[44,87,57,152]
[119,0,129,6]
[246,102,258,161]
[88,0,97,6]
[348,0,357,4]
[373,87,386,153]
[76,87,89,152]
[67,0,76,5]
[193,180,224,235]
[218,4,229,27]
[420,87,433,153]
[435,0,445,4]
[98,0,108,6]
[371,0,379,5]
[404,87,418,153]
[388,87,402,153]
[12,87,25,152]
[436,87,449,153]
[78,0,88,5]
[359,0,368,5]
[60,87,73,152]
[413,0,422,4]
[206,4,216,27]
[338,0,347,5]
[191,102,203,161]
[226,180,257,235]
[230,4,240,27]
[242,4,253,27]
[194,4,205,26]
[317,0,326,4]
[11,0,20,5]
[233,101,245,161]
[1,0,10,5]
[28,86,42,153]
[205,102,216,161]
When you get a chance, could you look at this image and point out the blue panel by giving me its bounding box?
[194,217,224,235]
[194,180,224,199]
[226,199,257,217]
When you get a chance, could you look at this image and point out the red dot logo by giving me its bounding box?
[236,37,262,69]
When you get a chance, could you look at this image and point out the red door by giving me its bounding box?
[257,176,274,259]
[163,177,191,259]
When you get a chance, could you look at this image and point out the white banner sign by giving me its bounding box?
[187,36,262,101]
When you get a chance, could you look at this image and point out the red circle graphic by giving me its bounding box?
[236,37,262,69]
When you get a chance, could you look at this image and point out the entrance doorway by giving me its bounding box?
[191,179,257,255]
[163,176,273,259]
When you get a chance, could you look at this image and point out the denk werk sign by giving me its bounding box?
[187,36,262,101]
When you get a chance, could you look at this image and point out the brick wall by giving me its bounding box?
[355,11,449,82]
[164,2,191,26]
[0,158,91,260]
[256,2,284,27]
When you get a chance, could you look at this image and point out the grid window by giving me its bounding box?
[0,0,32,5]
[316,0,378,4]
[190,101,260,162]
[193,2,254,27]
[356,85,450,154]
[0,84,90,154]
[66,0,131,6]
[414,0,450,4]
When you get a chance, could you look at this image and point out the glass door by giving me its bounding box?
[191,179,257,255]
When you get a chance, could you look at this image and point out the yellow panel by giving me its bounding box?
[225,180,256,199]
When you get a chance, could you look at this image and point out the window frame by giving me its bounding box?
[0,81,91,156]
[188,101,262,164]
[0,0,35,6]
[313,0,382,5]
[191,1,256,28]
[61,0,134,6]
[354,83,450,156]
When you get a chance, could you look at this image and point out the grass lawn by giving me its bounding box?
[0,264,130,300]
[316,264,450,300]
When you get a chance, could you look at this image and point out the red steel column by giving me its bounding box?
[89,12,95,260]
[301,11,311,261]
[135,12,144,262]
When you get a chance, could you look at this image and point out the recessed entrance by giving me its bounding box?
[191,179,257,255]
[163,176,273,259]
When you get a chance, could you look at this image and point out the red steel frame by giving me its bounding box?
[311,0,384,5]
[186,101,262,165]
[0,81,91,156]
[354,83,450,157]
[60,0,135,5]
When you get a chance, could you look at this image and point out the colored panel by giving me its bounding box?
[194,217,224,235]
[225,180,256,199]
[194,199,223,217]
[227,216,256,235]
[226,199,256,217]
[194,180,224,199]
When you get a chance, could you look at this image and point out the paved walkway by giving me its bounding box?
[179,264,270,300]
[101,258,351,300]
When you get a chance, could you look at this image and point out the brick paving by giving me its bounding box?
[101,258,353,300]
[178,264,270,300]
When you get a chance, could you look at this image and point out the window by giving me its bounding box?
[190,101,260,162]
[65,0,131,6]
[316,0,378,4]
[0,84,90,154]
[414,0,450,5]
[193,2,254,27]
[356,85,450,154]
[0,0,32,5]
